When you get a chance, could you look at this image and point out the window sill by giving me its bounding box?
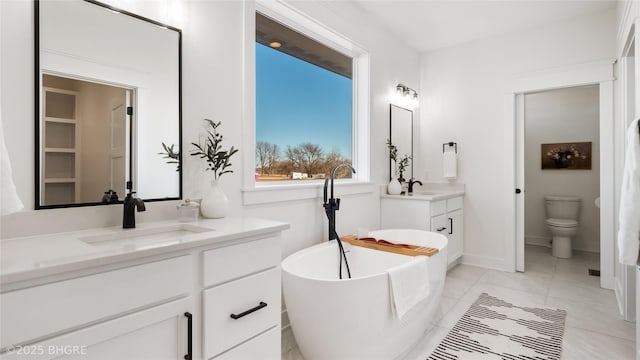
[242,181,377,205]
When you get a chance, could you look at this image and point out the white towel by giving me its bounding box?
[618,118,640,265]
[388,256,430,319]
[443,149,457,179]
[0,111,23,216]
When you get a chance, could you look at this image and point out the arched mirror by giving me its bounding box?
[35,0,182,209]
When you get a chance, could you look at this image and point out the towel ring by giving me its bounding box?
[442,142,457,154]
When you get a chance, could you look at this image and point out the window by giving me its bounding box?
[255,13,354,182]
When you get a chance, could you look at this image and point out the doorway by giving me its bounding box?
[503,60,616,292]
[520,86,601,276]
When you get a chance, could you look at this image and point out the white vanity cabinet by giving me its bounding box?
[381,195,464,266]
[1,255,194,360]
[0,221,285,360]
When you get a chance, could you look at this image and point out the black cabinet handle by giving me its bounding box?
[449,218,453,235]
[436,227,447,232]
[184,312,192,360]
[230,302,268,320]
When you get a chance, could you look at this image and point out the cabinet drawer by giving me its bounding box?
[1,255,191,348]
[215,327,280,360]
[203,268,280,359]
[2,298,191,360]
[431,214,448,235]
[203,236,279,287]
[446,196,463,211]
[430,200,446,216]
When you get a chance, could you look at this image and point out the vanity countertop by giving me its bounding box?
[0,217,289,285]
[381,189,465,201]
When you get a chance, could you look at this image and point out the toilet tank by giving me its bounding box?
[544,195,581,220]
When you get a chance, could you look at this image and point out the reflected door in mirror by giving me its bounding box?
[41,74,131,205]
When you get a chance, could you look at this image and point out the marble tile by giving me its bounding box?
[281,346,304,360]
[553,268,602,287]
[436,295,477,329]
[555,258,592,276]
[525,254,557,275]
[281,327,297,354]
[431,295,459,324]
[561,326,634,360]
[477,269,552,296]
[548,276,618,309]
[461,282,548,308]
[442,276,475,299]
[403,325,451,360]
[546,296,634,341]
[446,264,487,283]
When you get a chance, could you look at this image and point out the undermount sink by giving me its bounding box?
[412,191,441,195]
[79,224,214,245]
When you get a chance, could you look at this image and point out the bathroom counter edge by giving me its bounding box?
[0,217,289,286]
[380,190,465,201]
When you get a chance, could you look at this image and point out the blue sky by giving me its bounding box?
[256,43,352,158]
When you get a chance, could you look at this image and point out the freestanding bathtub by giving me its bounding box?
[281,229,448,360]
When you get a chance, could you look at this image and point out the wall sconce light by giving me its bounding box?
[395,83,419,108]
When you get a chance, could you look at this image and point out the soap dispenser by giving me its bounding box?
[177,198,199,222]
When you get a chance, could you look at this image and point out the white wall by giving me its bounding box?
[418,9,616,270]
[523,85,600,253]
[0,0,420,265]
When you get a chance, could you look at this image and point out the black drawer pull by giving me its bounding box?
[449,218,453,235]
[436,227,447,232]
[184,312,192,360]
[230,302,268,320]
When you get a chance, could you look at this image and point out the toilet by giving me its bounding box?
[544,195,581,258]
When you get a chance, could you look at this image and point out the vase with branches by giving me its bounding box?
[386,139,402,194]
[191,119,239,180]
[191,119,239,218]
[397,154,411,182]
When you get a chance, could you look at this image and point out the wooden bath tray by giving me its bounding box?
[340,235,439,257]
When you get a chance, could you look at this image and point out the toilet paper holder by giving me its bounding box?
[442,142,457,153]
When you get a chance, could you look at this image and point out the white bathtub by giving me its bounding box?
[281,229,448,360]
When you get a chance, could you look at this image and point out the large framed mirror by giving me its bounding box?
[389,104,413,181]
[35,0,182,209]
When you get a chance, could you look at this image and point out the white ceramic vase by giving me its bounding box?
[200,179,229,218]
[387,177,402,195]
[387,164,402,195]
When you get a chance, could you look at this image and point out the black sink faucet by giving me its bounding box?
[408,178,423,194]
[123,191,146,229]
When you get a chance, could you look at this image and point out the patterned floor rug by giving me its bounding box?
[429,293,567,360]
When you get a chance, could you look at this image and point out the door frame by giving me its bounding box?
[503,59,616,291]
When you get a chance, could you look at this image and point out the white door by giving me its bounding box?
[516,95,525,272]
[109,90,130,197]
[617,37,637,321]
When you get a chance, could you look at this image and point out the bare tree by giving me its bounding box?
[256,141,270,175]
[267,143,280,174]
[287,143,324,177]
[322,147,352,179]
[256,141,281,174]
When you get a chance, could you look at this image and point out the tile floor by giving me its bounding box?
[282,245,636,359]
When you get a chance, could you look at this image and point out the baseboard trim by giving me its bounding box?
[461,253,510,272]
[525,235,551,247]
